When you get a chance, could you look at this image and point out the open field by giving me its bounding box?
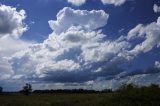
[0,90,160,106]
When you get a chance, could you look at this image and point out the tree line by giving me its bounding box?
[33,89,112,94]
[0,83,160,95]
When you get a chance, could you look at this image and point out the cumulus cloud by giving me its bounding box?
[7,7,160,89]
[1,5,160,90]
[66,0,127,6]
[104,16,160,89]
[0,5,27,38]
[155,61,160,69]
[119,17,160,60]
[67,0,86,6]
[0,36,31,56]
[48,7,108,34]
[101,0,126,6]
[9,7,127,83]
[0,56,13,80]
[101,72,160,90]
[0,5,31,83]
[0,5,30,56]
[153,4,160,13]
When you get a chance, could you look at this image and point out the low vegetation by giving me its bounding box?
[0,84,160,106]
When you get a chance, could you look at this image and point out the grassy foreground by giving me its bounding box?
[1,85,160,106]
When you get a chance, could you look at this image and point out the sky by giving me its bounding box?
[0,0,160,91]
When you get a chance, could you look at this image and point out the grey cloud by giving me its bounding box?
[3,7,160,90]
[0,5,27,38]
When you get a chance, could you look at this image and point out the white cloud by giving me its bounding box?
[127,24,144,40]
[48,7,108,34]
[36,59,80,75]
[0,5,32,81]
[0,5,31,56]
[9,7,125,82]
[120,17,160,59]
[1,5,160,90]
[0,56,13,80]
[8,7,160,86]
[66,0,127,6]
[82,40,128,63]
[155,61,160,69]
[101,0,126,6]
[153,4,160,13]
[104,72,160,90]
[157,17,160,25]
[67,0,86,6]
[0,5,27,38]
[0,36,31,56]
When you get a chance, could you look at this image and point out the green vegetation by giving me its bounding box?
[20,83,32,95]
[0,84,160,106]
[0,86,2,93]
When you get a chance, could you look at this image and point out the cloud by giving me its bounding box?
[155,61,160,69]
[66,0,127,6]
[0,5,27,38]
[101,0,126,6]
[0,56,13,80]
[119,17,160,60]
[102,17,160,89]
[9,7,127,84]
[48,7,108,34]
[0,5,32,82]
[153,4,160,13]
[36,59,80,74]
[0,36,31,56]
[1,5,160,90]
[67,0,86,6]
[102,72,160,90]
[7,7,160,89]
[0,5,30,56]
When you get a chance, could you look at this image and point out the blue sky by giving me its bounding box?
[0,0,160,91]
[1,0,159,42]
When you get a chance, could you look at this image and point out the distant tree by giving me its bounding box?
[149,84,159,88]
[146,84,160,93]
[118,83,138,92]
[0,86,3,93]
[102,89,112,93]
[22,83,32,95]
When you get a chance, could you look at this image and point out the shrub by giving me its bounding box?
[21,83,32,95]
[0,86,3,93]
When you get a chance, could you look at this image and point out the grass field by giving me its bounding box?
[0,91,160,106]
[1,84,160,106]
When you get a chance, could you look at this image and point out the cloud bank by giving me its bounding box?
[0,5,160,90]
[0,5,32,86]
